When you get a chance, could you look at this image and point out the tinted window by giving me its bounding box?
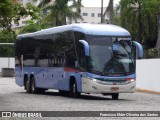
[74,31,86,65]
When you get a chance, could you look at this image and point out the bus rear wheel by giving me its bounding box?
[112,93,119,100]
[31,77,38,94]
[70,81,80,98]
[25,79,31,93]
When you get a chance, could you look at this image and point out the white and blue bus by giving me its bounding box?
[15,24,143,100]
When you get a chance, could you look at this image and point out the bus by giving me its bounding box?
[15,24,143,100]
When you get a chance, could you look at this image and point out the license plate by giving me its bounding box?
[111,87,119,91]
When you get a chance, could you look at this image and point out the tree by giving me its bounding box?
[156,3,160,57]
[0,0,40,31]
[37,0,52,8]
[0,30,16,57]
[113,4,121,25]
[38,0,83,26]
[119,0,159,47]
[19,18,52,34]
[71,0,83,13]
[103,0,114,24]
[19,20,41,34]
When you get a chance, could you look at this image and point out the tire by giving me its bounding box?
[25,78,31,93]
[31,77,38,94]
[70,81,80,98]
[112,93,119,100]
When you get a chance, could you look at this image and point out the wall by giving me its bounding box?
[0,58,15,73]
[136,59,160,92]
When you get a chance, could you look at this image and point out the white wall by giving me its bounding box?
[136,59,160,92]
[0,58,15,72]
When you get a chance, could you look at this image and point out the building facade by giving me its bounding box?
[67,7,108,24]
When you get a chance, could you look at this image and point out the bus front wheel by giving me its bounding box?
[112,93,119,100]
[70,81,80,98]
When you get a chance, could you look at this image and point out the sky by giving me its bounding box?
[82,0,120,7]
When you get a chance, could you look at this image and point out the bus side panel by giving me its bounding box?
[33,67,48,89]
[74,72,83,93]
[15,66,50,89]
[47,67,64,90]
[56,70,83,93]
[57,70,70,91]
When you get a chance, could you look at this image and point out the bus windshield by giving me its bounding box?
[86,35,135,76]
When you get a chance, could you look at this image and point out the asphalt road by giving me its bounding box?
[0,77,160,120]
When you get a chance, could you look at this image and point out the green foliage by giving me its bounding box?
[144,48,158,58]
[119,0,160,58]
[0,0,15,31]
[120,0,159,44]
[19,19,52,34]
[0,1,40,31]
[0,30,16,57]
[113,4,121,25]
[39,0,83,26]
[19,20,41,34]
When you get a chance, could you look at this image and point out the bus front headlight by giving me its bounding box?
[126,78,135,82]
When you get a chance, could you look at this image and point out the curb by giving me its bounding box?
[136,89,160,95]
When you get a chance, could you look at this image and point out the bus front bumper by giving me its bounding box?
[81,77,136,94]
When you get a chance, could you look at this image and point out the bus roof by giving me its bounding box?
[17,24,130,39]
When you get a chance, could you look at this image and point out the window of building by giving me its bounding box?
[83,13,88,16]
[98,13,101,17]
[91,13,94,17]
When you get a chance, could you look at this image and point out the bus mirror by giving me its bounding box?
[79,40,90,56]
[133,41,143,59]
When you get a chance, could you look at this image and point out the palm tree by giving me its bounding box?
[103,0,114,24]
[120,0,159,44]
[67,0,83,24]
[37,0,83,26]
[37,0,52,8]
[71,0,83,13]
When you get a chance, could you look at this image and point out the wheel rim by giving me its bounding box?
[73,83,76,95]
[26,81,29,90]
[32,80,35,92]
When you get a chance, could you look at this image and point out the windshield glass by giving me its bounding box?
[86,35,135,76]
